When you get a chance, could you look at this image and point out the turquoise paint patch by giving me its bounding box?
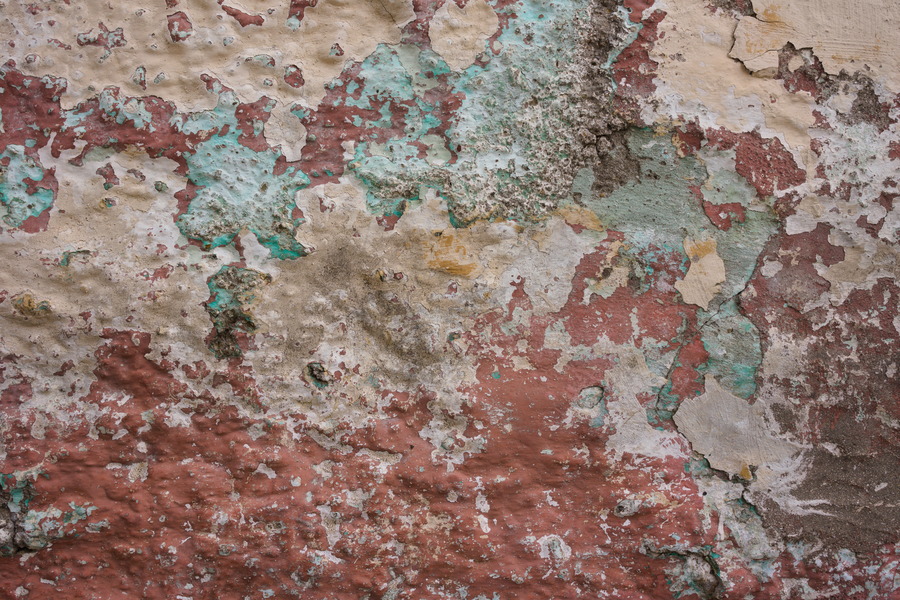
[339,0,625,225]
[584,130,711,252]
[443,0,596,223]
[699,148,759,209]
[345,45,450,218]
[0,145,55,228]
[649,380,681,424]
[177,130,310,259]
[60,249,88,266]
[176,90,310,258]
[350,141,431,218]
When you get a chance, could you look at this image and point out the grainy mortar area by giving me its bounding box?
[0,0,898,598]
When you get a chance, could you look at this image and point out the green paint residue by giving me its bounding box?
[586,130,778,301]
[1,473,33,512]
[574,385,608,427]
[205,265,271,359]
[1,473,96,555]
[0,145,55,228]
[698,300,762,399]
[586,129,777,407]
[346,44,450,218]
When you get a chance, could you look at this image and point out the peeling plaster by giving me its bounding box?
[1,0,899,597]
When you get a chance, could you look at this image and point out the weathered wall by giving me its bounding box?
[0,0,898,598]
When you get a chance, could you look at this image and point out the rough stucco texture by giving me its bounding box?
[0,0,898,598]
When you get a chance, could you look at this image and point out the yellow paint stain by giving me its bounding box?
[12,292,52,317]
[684,238,717,260]
[426,234,478,277]
[760,4,784,23]
[554,205,605,232]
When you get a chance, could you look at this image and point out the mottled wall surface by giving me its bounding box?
[0,0,898,598]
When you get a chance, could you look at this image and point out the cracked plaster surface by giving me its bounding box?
[0,0,898,598]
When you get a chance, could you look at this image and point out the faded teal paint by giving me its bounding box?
[0,145,55,227]
[345,45,418,109]
[1,473,33,512]
[700,149,758,209]
[344,0,606,225]
[575,386,609,427]
[10,501,97,553]
[60,249,91,266]
[179,88,239,137]
[584,130,710,251]
[306,362,330,389]
[346,44,450,218]
[604,6,642,75]
[585,131,778,300]
[444,0,593,223]
[584,130,777,411]
[176,90,310,259]
[651,381,682,424]
[205,265,271,358]
[698,300,762,399]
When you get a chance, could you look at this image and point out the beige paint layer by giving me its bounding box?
[648,0,816,161]
[0,0,414,111]
[674,237,726,310]
[429,0,500,71]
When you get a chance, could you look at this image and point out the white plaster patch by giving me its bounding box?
[674,377,798,480]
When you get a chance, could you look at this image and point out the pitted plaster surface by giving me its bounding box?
[0,0,898,598]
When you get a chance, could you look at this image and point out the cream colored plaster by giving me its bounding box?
[648,0,816,163]
[674,377,798,480]
[239,178,601,458]
[602,344,685,460]
[731,0,900,92]
[264,104,307,162]
[429,0,499,71]
[0,0,414,111]
[0,143,215,426]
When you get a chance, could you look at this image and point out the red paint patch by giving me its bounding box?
[283,64,305,88]
[703,200,747,231]
[166,11,193,42]
[221,4,264,27]
[706,128,806,199]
